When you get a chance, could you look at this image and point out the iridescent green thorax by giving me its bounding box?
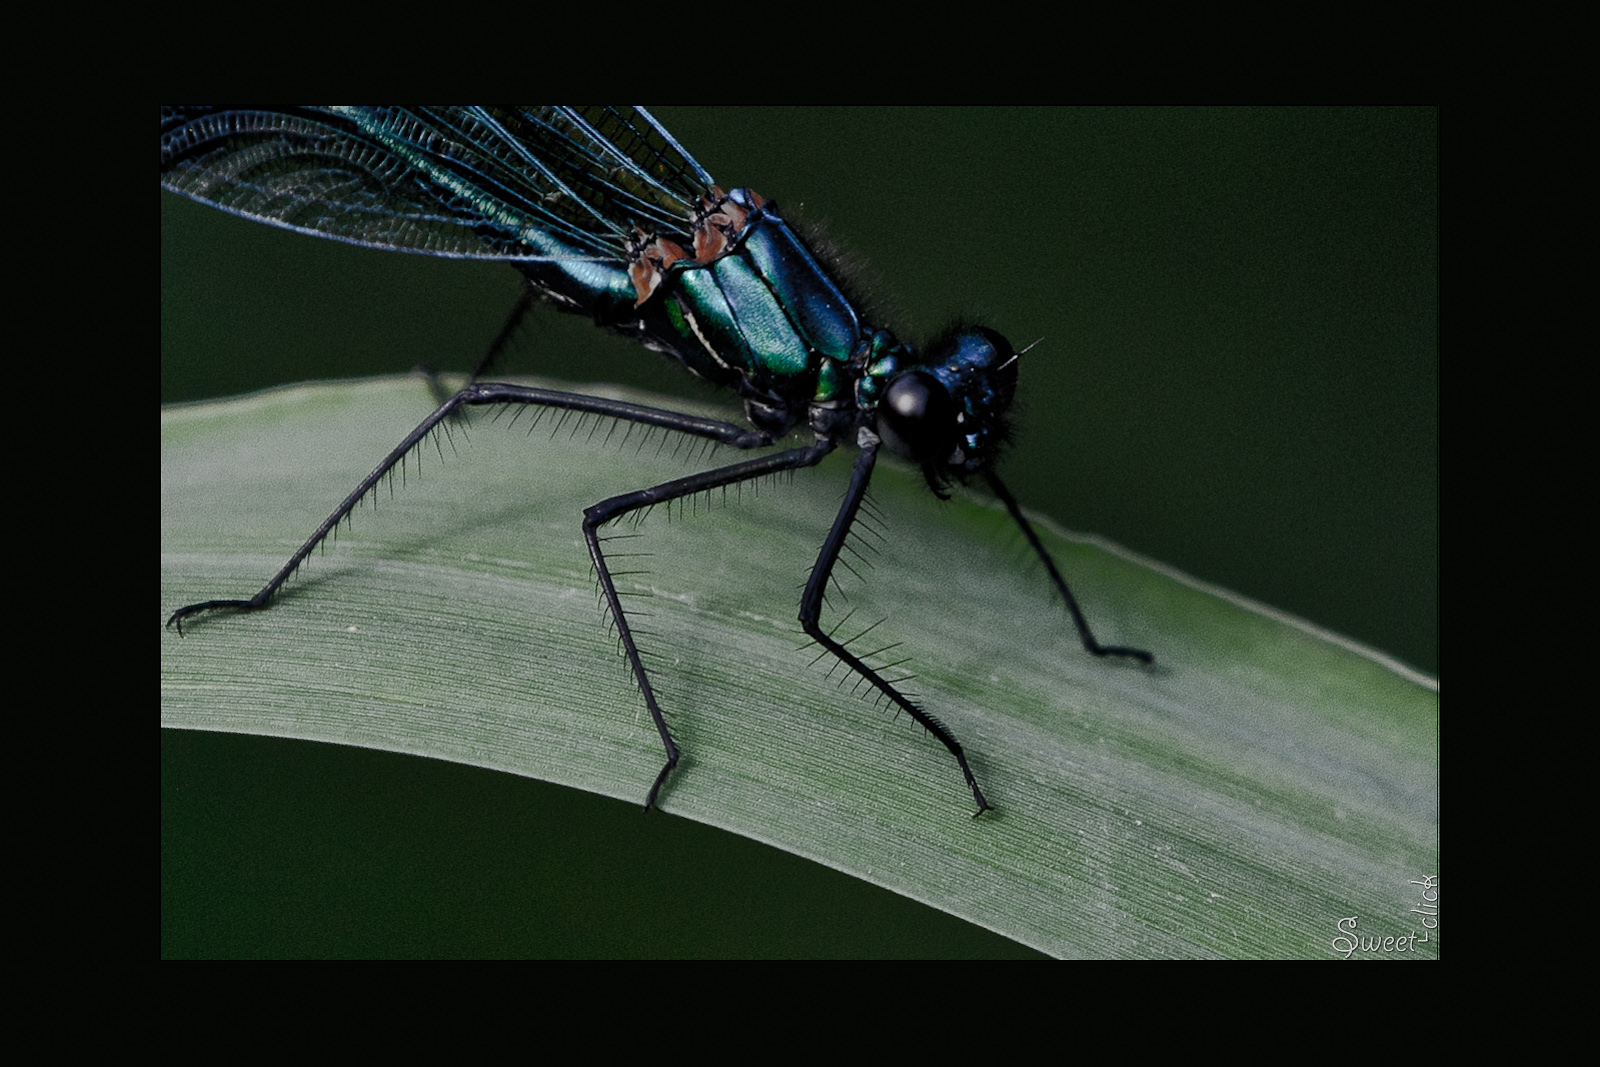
[621,187,867,435]
[621,186,1017,474]
[161,106,1154,820]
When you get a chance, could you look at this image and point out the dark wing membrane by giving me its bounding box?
[475,107,716,249]
[159,106,715,263]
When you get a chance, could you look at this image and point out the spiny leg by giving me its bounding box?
[167,381,775,632]
[583,441,837,811]
[981,468,1152,665]
[798,435,992,817]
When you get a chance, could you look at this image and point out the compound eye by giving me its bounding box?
[879,370,956,463]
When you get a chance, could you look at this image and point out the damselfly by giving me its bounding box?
[162,106,1152,814]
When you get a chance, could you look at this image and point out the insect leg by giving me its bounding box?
[583,439,837,811]
[981,469,1152,664]
[417,287,539,405]
[467,287,538,385]
[798,435,992,817]
[166,381,775,632]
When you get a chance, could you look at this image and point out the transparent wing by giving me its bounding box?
[159,106,715,263]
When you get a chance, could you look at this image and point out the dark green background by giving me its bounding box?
[161,107,1436,957]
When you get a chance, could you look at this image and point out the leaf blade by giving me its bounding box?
[162,378,1438,958]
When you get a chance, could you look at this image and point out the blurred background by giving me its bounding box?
[162,107,1436,957]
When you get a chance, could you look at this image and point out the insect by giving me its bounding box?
[162,106,1151,815]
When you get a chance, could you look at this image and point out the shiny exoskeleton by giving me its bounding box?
[162,106,1151,814]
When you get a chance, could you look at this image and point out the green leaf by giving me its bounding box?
[162,378,1437,958]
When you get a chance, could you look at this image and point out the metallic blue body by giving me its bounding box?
[161,106,1147,815]
[160,106,1015,476]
